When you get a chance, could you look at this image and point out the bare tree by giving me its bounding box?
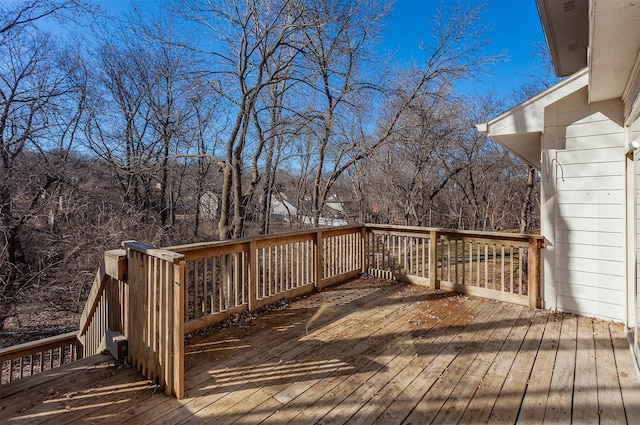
[184,87,220,239]
[0,0,92,329]
[86,34,156,213]
[136,13,204,237]
[85,11,205,242]
[178,0,306,239]
[292,0,390,225]
[296,0,497,226]
[0,0,95,37]
[254,77,296,235]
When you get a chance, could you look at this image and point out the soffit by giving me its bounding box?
[536,0,589,77]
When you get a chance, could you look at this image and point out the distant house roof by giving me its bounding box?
[270,193,348,226]
[476,68,588,169]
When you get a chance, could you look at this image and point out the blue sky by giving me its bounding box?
[93,0,546,99]
[385,0,546,98]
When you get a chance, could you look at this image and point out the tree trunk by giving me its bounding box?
[218,165,232,240]
[520,166,536,233]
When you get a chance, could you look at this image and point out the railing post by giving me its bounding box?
[528,237,541,309]
[106,277,120,334]
[173,260,185,399]
[248,240,257,311]
[360,225,367,274]
[126,249,137,369]
[314,230,323,290]
[429,230,440,290]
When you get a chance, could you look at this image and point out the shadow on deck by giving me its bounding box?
[1,277,639,424]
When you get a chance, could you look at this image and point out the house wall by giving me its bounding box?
[630,116,640,362]
[542,87,627,321]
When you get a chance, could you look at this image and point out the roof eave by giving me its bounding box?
[535,0,589,77]
[477,68,589,169]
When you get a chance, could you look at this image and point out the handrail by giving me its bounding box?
[366,224,544,244]
[364,225,543,308]
[178,226,363,335]
[78,249,126,337]
[0,332,80,362]
[0,331,81,384]
[123,240,185,263]
[166,224,364,253]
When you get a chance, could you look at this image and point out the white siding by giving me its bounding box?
[556,296,625,321]
[555,175,624,190]
[555,230,623,246]
[556,243,624,262]
[557,203,623,219]
[556,268,621,286]
[549,94,626,321]
[558,162,622,177]
[554,190,624,204]
[555,217,624,231]
[557,150,622,167]
[556,282,623,306]
[555,255,622,275]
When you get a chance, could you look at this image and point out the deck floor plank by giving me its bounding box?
[430,302,525,425]
[573,315,600,424]
[0,354,156,425]
[0,353,112,401]
[178,285,428,424]
[487,310,549,423]
[125,282,405,424]
[314,296,485,424]
[193,286,424,422]
[399,299,509,424]
[215,290,433,425]
[1,278,639,425]
[182,282,396,385]
[282,295,482,425]
[339,297,488,425]
[257,293,450,424]
[457,306,534,424]
[339,296,506,425]
[93,391,172,424]
[517,311,562,423]
[611,323,640,423]
[183,282,404,385]
[594,320,627,425]
[542,313,577,425]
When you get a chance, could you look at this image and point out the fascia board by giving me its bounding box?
[477,68,588,138]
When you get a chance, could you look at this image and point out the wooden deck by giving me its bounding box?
[1,278,639,424]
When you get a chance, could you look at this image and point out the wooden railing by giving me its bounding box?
[365,225,543,308]
[78,249,127,357]
[319,226,363,288]
[0,250,126,385]
[123,241,185,399]
[167,225,363,334]
[0,332,81,384]
[0,224,542,398]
